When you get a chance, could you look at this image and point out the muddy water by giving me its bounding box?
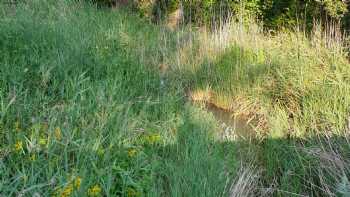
[206,103,255,140]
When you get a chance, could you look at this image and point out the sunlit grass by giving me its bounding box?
[1,0,350,196]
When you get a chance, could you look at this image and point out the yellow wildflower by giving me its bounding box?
[74,177,82,189]
[87,184,102,196]
[59,184,73,197]
[54,127,62,140]
[127,149,137,157]
[14,141,23,152]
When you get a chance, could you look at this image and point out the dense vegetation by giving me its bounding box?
[129,0,350,30]
[1,0,350,196]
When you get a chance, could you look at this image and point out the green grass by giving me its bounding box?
[1,0,350,196]
[0,1,239,196]
[167,18,350,195]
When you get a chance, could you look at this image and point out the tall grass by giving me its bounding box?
[166,16,350,138]
[161,9,350,196]
[1,0,350,196]
[0,1,238,196]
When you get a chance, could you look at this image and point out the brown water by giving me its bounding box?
[206,103,255,140]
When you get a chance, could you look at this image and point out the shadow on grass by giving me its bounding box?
[163,43,350,195]
[148,110,350,196]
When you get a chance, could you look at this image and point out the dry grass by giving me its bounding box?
[229,166,266,197]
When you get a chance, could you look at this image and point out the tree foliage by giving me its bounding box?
[90,0,350,30]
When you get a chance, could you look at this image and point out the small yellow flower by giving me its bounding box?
[39,138,47,146]
[59,184,73,197]
[74,177,82,189]
[87,184,102,196]
[14,141,23,152]
[127,149,137,157]
[55,127,62,140]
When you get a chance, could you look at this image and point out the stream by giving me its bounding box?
[205,103,255,140]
